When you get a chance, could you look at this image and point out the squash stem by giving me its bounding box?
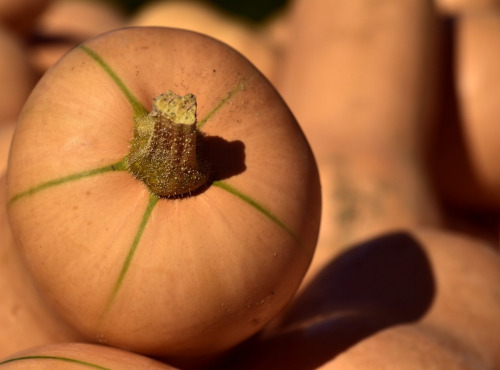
[126,91,209,197]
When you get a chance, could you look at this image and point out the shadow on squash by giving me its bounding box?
[175,135,245,198]
[214,231,436,370]
[200,135,246,182]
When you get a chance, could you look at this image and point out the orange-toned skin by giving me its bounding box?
[272,0,446,289]
[218,228,500,369]
[0,342,177,369]
[0,175,83,358]
[322,324,487,369]
[276,0,444,163]
[6,27,321,362]
[0,27,36,122]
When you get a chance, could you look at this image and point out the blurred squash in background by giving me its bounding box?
[0,0,50,33]
[128,0,278,83]
[430,8,500,239]
[271,0,448,286]
[29,0,126,74]
[0,26,36,122]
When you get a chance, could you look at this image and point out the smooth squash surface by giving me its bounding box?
[6,27,321,359]
[0,174,82,358]
[0,342,176,369]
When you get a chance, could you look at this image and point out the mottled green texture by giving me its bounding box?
[0,355,110,369]
[127,91,209,197]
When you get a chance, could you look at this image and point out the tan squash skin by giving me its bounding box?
[322,324,488,369]
[434,11,500,210]
[29,0,126,75]
[276,0,445,163]
[0,174,83,358]
[129,0,277,84]
[0,342,177,369]
[0,26,36,122]
[217,228,500,369]
[6,27,321,361]
[416,230,500,367]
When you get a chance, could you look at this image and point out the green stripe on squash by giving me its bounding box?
[0,355,110,369]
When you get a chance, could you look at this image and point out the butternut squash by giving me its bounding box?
[6,27,321,362]
[0,342,177,369]
[274,0,446,287]
[437,10,500,209]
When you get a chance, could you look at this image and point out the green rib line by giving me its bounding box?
[0,355,110,369]
[79,44,148,119]
[101,192,159,318]
[213,180,299,242]
[197,79,247,130]
[8,158,128,205]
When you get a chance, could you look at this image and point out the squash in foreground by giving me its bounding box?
[0,342,176,369]
[5,27,321,361]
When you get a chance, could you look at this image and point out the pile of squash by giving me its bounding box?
[1,0,500,369]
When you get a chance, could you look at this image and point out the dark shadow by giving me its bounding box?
[214,231,436,370]
[198,134,246,182]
